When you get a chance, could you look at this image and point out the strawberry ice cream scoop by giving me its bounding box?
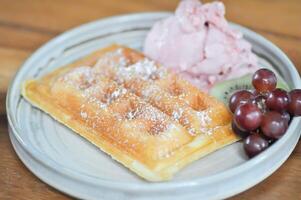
[144,0,258,92]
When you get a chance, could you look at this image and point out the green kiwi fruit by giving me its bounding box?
[209,73,290,105]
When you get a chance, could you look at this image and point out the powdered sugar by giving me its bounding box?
[54,46,220,148]
[94,48,128,70]
[80,110,88,119]
[196,109,212,126]
[116,58,166,81]
[109,88,127,103]
[61,66,96,90]
[141,85,162,101]
[172,108,184,121]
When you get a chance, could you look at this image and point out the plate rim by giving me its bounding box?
[6,12,301,192]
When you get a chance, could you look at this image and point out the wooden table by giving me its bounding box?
[0,0,300,199]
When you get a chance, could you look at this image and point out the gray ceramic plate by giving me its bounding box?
[6,13,301,200]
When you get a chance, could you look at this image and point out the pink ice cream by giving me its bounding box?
[144,0,258,92]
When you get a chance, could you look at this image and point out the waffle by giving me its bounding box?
[22,44,239,181]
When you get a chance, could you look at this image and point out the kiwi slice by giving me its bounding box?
[209,73,290,105]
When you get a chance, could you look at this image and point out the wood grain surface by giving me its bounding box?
[0,0,300,199]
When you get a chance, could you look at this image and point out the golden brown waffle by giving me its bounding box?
[22,44,239,181]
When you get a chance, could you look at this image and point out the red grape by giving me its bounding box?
[280,111,291,124]
[234,102,263,131]
[252,69,277,93]
[231,121,249,138]
[243,134,269,158]
[288,89,301,116]
[266,88,289,112]
[261,111,288,139]
[229,90,254,113]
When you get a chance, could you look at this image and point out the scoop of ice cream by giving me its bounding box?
[144,0,258,92]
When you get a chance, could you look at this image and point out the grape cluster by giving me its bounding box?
[229,68,301,158]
